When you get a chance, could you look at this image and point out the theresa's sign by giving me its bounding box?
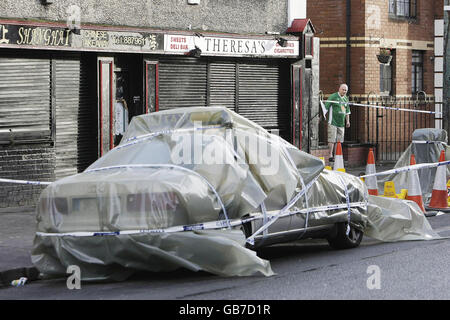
[165,34,299,57]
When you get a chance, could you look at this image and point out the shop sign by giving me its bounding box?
[0,22,298,57]
[0,24,71,47]
[77,30,163,52]
[0,23,164,53]
[164,34,299,57]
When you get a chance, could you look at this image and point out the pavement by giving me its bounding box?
[0,162,397,288]
[0,207,39,287]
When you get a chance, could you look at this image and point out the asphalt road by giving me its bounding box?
[0,213,449,301]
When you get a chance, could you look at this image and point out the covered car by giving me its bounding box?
[32,107,440,281]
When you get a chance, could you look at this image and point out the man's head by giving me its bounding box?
[338,84,348,96]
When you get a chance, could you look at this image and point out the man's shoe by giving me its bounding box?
[329,157,334,162]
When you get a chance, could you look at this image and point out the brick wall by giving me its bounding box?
[0,144,55,209]
[310,147,330,159]
[309,0,438,151]
[309,0,438,97]
[310,145,371,167]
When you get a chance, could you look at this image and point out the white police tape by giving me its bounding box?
[411,140,445,144]
[324,100,438,115]
[35,201,367,238]
[361,159,450,179]
[245,174,321,245]
[337,174,352,236]
[118,124,230,151]
[0,178,52,186]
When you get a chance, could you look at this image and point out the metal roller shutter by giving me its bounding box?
[209,62,236,110]
[158,57,208,111]
[54,54,97,179]
[156,57,290,141]
[237,62,290,140]
[77,54,98,172]
[0,53,51,142]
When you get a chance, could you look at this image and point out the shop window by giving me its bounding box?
[389,0,417,19]
[411,50,423,94]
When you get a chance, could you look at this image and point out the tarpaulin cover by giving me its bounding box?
[31,107,441,281]
[377,128,450,204]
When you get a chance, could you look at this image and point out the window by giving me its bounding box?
[411,50,423,94]
[379,49,394,96]
[380,64,392,95]
[389,0,417,18]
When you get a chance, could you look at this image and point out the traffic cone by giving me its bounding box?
[333,142,345,171]
[365,148,378,196]
[406,154,425,213]
[426,150,450,211]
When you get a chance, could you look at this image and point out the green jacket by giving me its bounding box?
[325,92,350,127]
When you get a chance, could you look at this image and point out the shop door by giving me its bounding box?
[97,57,114,157]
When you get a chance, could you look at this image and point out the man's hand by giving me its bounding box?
[346,121,350,128]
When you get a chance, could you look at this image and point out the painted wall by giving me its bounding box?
[0,0,293,35]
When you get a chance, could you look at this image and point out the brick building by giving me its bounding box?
[308,0,444,163]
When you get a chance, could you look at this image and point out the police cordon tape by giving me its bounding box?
[35,201,367,238]
[118,123,231,151]
[361,159,450,179]
[411,140,445,144]
[323,99,439,115]
[0,178,51,186]
[3,156,448,240]
[245,174,321,245]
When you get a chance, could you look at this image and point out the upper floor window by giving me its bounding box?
[411,50,423,95]
[389,0,417,18]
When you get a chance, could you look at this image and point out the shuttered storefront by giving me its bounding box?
[158,57,291,141]
[158,57,208,111]
[54,53,97,179]
[209,62,236,110]
[0,51,97,180]
[237,62,290,140]
[0,53,52,143]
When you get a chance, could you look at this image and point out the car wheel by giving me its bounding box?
[327,222,363,249]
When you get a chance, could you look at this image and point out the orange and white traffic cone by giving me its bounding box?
[426,150,450,211]
[333,142,345,172]
[406,154,426,213]
[365,148,378,196]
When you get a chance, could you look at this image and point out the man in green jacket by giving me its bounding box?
[325,84,350,162]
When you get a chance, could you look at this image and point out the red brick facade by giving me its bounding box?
[309,0,439,97]
[307,0,441,165]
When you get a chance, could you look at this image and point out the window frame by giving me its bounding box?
[411,50,424,95]
[379,49,394,96]
[388,0,417,19]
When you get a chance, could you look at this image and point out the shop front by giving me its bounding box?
[0,19,308,207]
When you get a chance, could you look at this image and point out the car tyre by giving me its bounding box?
[327,222,363,249]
